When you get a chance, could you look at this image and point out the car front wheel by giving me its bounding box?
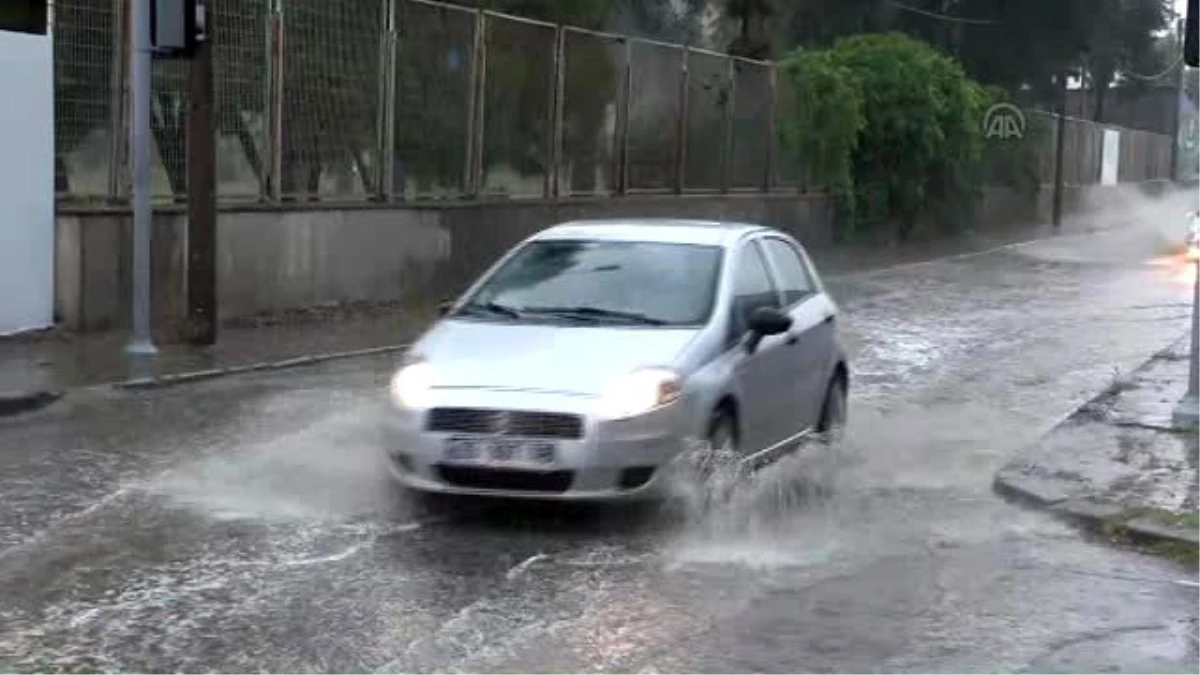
[809,376,847,496]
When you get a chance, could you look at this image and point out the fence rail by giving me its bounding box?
[51,0,1176,204]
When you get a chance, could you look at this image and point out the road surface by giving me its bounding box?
[1,223,1197,672]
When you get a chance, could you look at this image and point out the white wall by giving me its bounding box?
[1100,128,1121,186]
[0,28,54,334]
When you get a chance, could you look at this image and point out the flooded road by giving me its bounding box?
[1,223,1197,672]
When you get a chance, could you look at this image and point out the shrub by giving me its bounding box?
[777,32,997,239]
[776,48,865,230]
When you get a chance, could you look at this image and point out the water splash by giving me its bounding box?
[660,436,847,570]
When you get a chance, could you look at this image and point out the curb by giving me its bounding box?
[0,390,63,418]
[994,474,1200,548]
[114,344,408,391]
[992,333,1199,551]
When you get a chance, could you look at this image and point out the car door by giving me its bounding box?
[758,235,832,433]
[726,237,793,454]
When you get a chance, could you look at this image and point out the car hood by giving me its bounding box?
[411,319,700,395]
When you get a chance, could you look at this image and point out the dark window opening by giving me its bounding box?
[0,0,48,36]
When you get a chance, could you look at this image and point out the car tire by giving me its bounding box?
[809,376,847,496]
[697,409,744,510]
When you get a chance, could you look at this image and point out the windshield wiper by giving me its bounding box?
[519,305,667,325]
[456,301,522,319]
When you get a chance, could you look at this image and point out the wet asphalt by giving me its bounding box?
[1,223,1198,673]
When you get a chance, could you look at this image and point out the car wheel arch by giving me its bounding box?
[710,395,740,444]
[832,360,849,393]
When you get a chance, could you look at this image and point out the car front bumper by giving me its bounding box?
[383,387,692,501]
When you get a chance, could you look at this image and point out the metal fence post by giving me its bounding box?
[265,0,284,202]
[108,0,129,202]
[764,63,777,192]
[720,57,736,193]
[1051,70,1067,227]
[377,0,398,202]
[673,48,690,194]
[616,38,632,195]
[465,10,488,197]
[546,25,565,199]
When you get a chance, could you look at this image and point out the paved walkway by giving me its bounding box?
[995,333,1199,549]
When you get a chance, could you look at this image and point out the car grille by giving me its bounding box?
[435,465,574,493]
[425,408,584,439]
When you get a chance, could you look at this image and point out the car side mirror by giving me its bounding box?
[744,306,792,353]
[436,299,455,317]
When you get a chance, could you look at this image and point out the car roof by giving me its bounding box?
[530,218,777,248]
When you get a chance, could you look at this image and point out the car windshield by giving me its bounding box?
[460,239,723,326]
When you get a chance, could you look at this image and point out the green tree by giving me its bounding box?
[1079,0,1172,121]
[775,48,864,227]
[835,33,988,238]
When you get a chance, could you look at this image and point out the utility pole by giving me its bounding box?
[1173,253,1199,429]
[186,11,217,345]
[1051,68,1068,229]
[125,0,156,356]
[127,0,206,353]
[1170,18,1186,183]
[1173,0,1199,430]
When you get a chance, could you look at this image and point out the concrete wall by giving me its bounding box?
[52,183,1163,339]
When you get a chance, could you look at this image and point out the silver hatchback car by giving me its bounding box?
[384,219,850,501]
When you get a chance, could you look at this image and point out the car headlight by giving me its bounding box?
[389,358,435,408]
[596,368,682,420]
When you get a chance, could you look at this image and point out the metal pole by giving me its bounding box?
[549,26,566,198]
[1173,255,1200,429]
[616,38,632,195]
[125,0,156,356]
[265,2,283,201]
[763,63,776,193]
[720,57,736,193]
[1051,69,1068,229]
[544,25,563,199]
[186,21,217,346]
[673,48,689,194]
[377,0,398,202]
[1170,18,1185,183]
[470,11,488,196]
[108,0,129,202]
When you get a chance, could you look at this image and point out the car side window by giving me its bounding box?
[728,242,780,339]
[760,238,815,306]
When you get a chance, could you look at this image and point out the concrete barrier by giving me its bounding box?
[52,182,1169,340]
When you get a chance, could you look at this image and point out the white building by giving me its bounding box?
[0,0,54,335]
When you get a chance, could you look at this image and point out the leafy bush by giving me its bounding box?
[777,32,996,239]
[776,49,865,230]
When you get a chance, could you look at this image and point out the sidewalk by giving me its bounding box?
[0,205,1169,414]
[0,303,432,404]
[994,334,1200,559]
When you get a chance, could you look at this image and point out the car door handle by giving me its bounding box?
[786,333,799,345]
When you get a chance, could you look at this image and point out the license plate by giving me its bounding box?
[443,436,558,467]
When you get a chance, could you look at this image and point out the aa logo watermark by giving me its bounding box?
[983,103,1026,140]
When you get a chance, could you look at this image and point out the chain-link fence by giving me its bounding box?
[478,12,556,198]
[51,0,1179,205]
[394,0,475,199]
[558,27,621,196]
[52,0,120,200]
[626,39,683,192]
